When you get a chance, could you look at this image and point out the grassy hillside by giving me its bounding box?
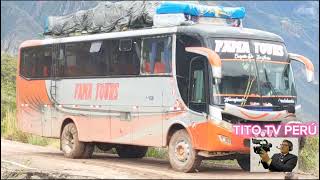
[1,53,17,119]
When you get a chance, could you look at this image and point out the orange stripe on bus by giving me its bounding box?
[187,121,249,152]
[185,47,222,67]
[271,112,282,120]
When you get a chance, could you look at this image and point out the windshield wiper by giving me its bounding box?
[264,68,277,96]
[241,75,255,107]
[263,68,282,108]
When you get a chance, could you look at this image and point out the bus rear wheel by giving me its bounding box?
[168,129,202,173]
[115,145,148,158]
[61,123,93,159]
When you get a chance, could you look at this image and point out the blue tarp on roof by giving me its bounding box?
[156,2,245,19]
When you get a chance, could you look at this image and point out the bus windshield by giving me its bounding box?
[208,38,297,107]
[257,61,295,96]
[212,59,259,105]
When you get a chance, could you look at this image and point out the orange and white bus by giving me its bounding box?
[17,24,314,172]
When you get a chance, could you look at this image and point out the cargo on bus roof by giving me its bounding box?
[156,1,246,19]
[43,1,160,36]
[43,1,246,37]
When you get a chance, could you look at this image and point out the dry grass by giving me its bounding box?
[1,108,59,148]
[299,136,319,176]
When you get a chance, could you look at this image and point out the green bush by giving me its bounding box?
[1,108,28,142]
[299,136,319,175]
[145,147,168,159]
[1,53,17,119]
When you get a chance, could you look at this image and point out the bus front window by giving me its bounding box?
[212,59,259,105]
[212,60,297,106]
[257,61,296,97]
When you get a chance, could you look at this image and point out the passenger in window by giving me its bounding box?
[31,54,37,77]
[163,37,172,73]
[32,64,38,77]
[43,65,49,77]
[146,37,172,74]
[150,41,157,73]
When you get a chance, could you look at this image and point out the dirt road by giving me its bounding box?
[1,139,317,179]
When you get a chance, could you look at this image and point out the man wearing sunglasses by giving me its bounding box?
[259,139,298,172]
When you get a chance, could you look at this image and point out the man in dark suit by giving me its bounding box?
[259,139,298,172]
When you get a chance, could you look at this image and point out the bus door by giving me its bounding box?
[188,56,209,114]
[186,55,210,146]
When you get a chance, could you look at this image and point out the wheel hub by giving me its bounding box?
[174,140,190,162]
[63,131,74,153]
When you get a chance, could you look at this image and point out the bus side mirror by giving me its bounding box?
[288,53,314,83]
[185,47,222,78]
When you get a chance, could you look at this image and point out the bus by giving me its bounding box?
[17,23,314,172]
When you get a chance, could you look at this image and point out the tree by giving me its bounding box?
[1,53,17,119]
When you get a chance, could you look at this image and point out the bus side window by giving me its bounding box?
[110,38,141,76]
[31,53,37,77]
[42,48,52,77]
[20,45,53,79]
[142,36,172,74]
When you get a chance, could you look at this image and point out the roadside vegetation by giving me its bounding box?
[1,53,318,175]
[299,136,319,175]
[1,53,60,148]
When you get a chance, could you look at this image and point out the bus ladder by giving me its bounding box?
[50,43,60,105]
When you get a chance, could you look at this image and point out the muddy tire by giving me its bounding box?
[116,145,148,158]
[168,129,202,173]
[61,123,86,159]
[236,154,250,171]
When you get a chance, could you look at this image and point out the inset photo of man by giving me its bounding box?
[250,138,298,172]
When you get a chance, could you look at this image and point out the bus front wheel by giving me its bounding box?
[236,154,250,171]
[61,123,93,159]
[168,129,202,173]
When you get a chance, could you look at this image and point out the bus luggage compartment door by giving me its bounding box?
[110,107,133,144]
